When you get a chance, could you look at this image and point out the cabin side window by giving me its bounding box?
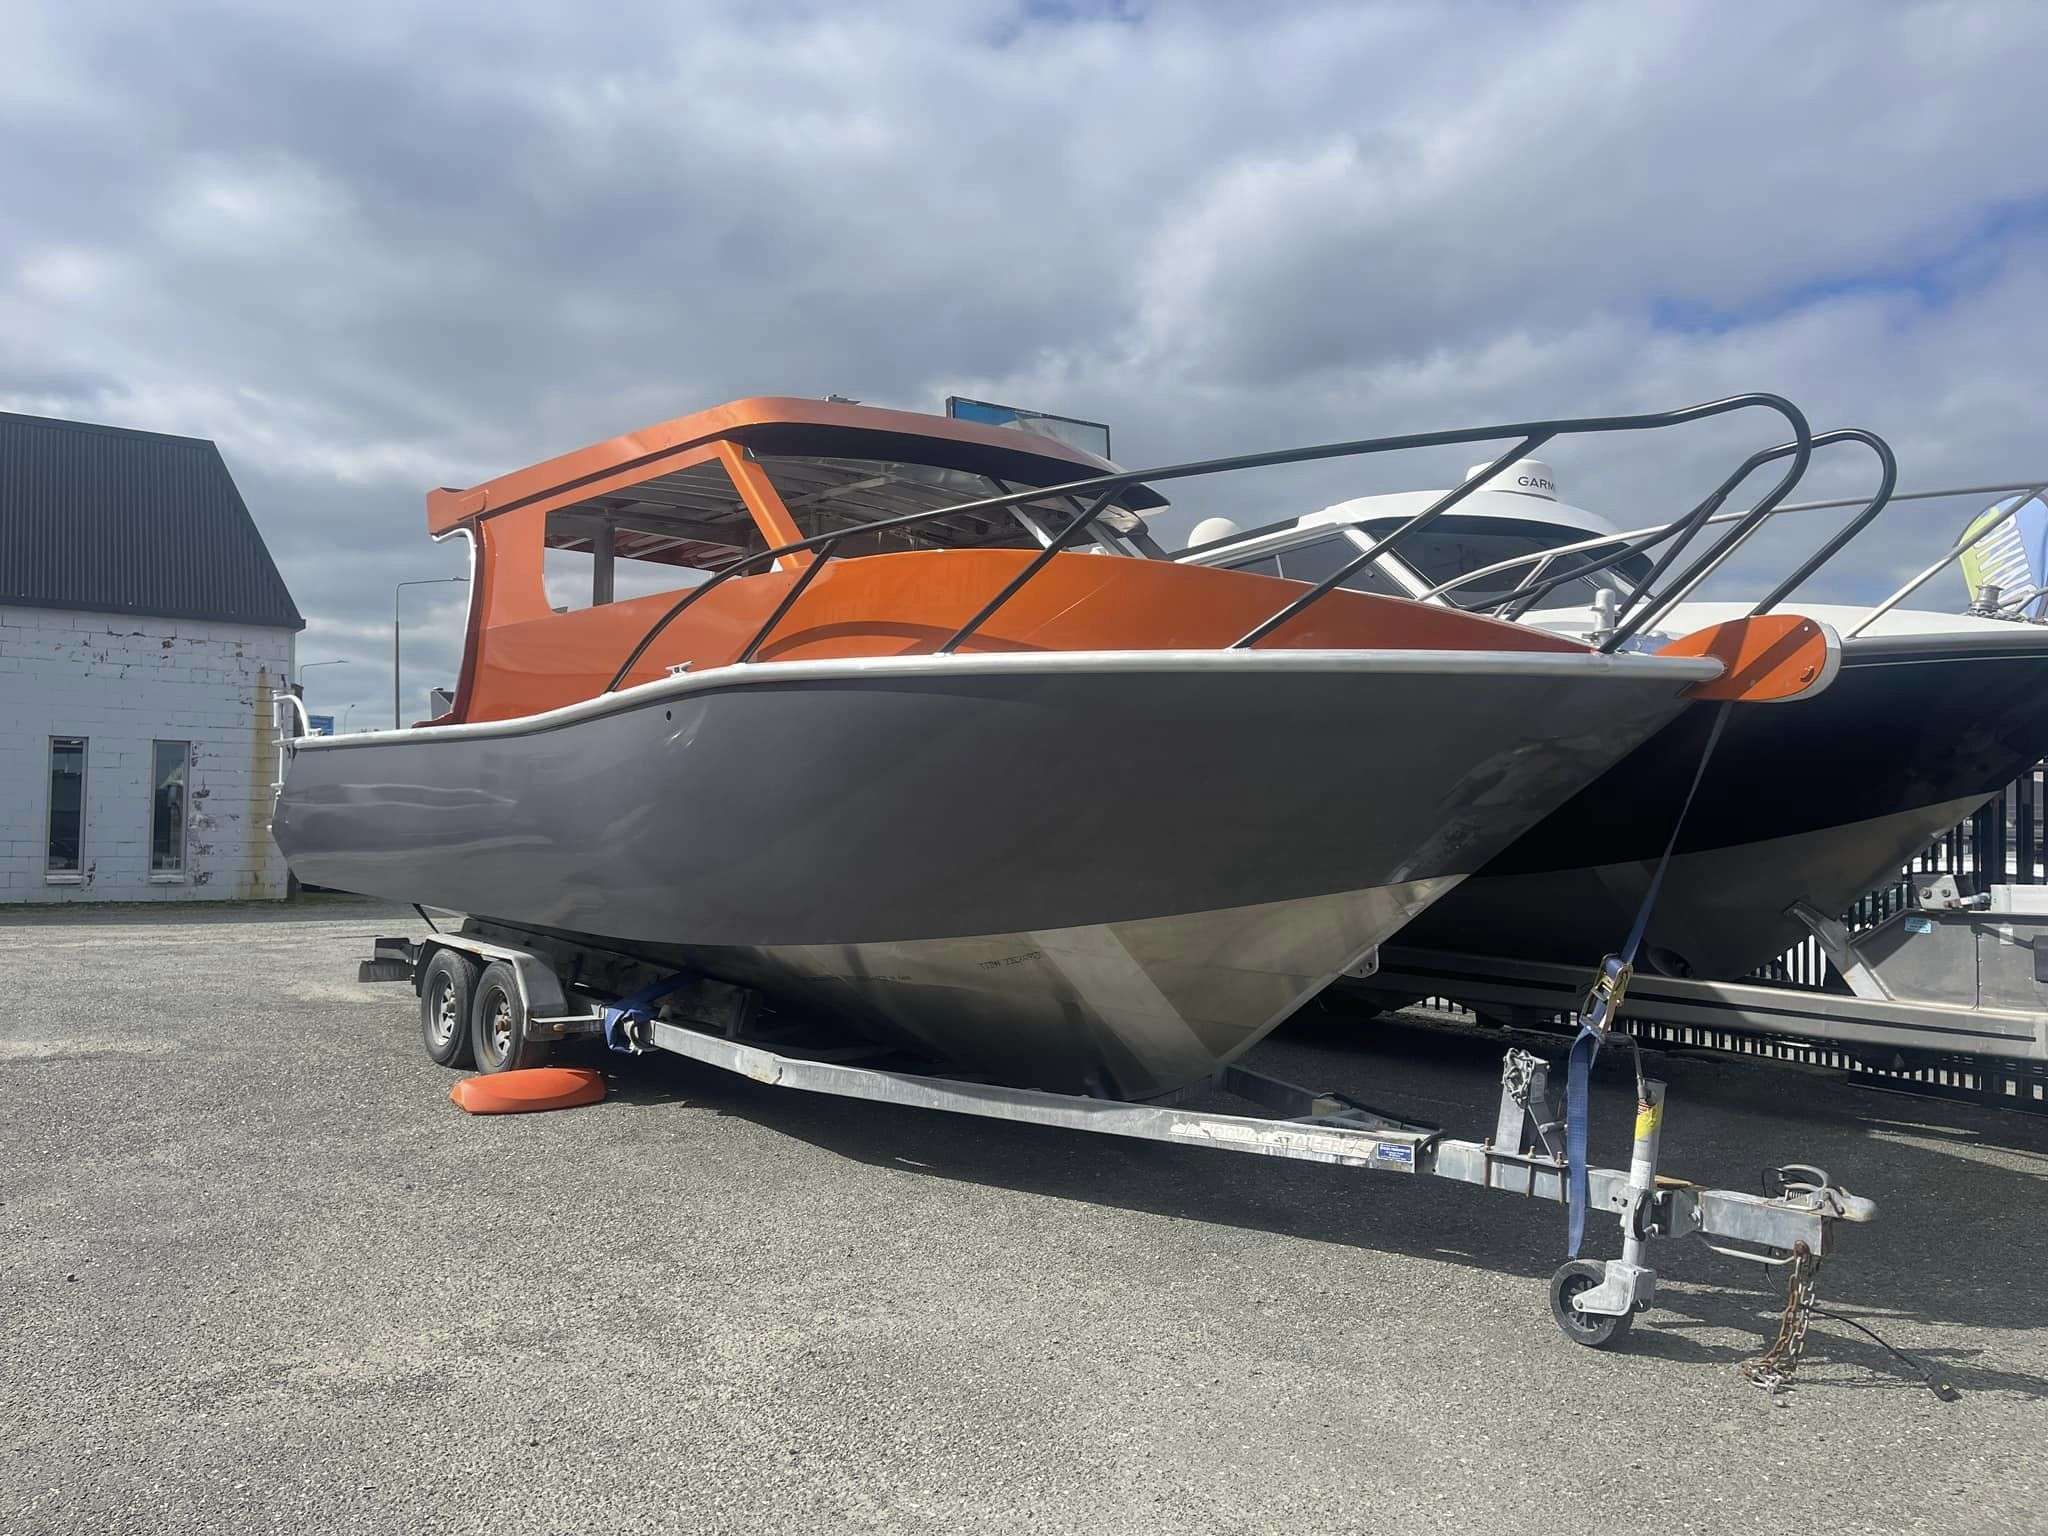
[543,457,754,611]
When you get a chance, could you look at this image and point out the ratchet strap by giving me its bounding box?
[601,971,700,1053]
[1565,701,1733,1257]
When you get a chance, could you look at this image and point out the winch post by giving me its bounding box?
[1571,1078,1668,1319]
[1494,1048,1552,1152]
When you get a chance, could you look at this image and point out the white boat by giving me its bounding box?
[1180,454,2048,980]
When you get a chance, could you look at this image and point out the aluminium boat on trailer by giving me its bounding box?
[274,395,1831,1100]
[1181,447,2048,985]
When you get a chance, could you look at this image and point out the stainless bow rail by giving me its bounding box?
[1849,480,2048,637]
[1455,427,1898,635]
[1425,467,2048,643]
[602,392,1817,692]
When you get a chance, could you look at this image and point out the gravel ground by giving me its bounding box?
[4,895,2046,1535]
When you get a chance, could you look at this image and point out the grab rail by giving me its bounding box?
[1478,428,1894,630]
[1432,459,2048,643]
[1431,479,2048,607]
[270,688,313,801]
[1747,429,1896,616]
[1631,428,1895,631]
[1846,482,2048,638]
[601,393,1812,693]
[603,486,1136,690]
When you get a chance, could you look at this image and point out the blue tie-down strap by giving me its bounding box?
[1564,956,1630,1258]
[602,972,699,1053]
[1564,1020,1602,1258]
[1559,704,1733,1257]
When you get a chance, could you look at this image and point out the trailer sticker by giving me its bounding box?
[1169,1120,1397,1163]
[1905,915,1935,935]
[1373,1143,1415,1166]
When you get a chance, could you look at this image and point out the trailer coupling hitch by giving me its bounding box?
[1764,1163,1877,1226]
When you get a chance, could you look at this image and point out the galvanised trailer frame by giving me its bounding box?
[362,926,1874,1355]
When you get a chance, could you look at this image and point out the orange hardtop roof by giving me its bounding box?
[425,395,1163,534]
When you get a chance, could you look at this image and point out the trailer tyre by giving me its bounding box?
[470,960,552,1074]
[420,950,478,1069]
[1548,1260,1634,1350]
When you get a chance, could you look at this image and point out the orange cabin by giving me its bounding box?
[424,397,1583,726]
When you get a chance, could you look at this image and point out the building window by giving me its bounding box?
[150,741,191,879]
[46,737,87,881]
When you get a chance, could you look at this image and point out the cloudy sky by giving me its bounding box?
[5,0,2047,726]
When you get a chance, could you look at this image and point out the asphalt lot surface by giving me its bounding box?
[5,896,2047,1535]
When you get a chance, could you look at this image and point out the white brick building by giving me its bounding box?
[0,414,302,903]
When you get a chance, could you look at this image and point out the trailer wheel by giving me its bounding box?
[470,961,552,1074]
[1548,1260,1634,1350]
[419,950,478,1069]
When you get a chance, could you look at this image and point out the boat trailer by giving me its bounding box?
[362,924,1875,1360]
[1356,873,2048,1106]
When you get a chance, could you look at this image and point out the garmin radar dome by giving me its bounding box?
[1464,458,1561,500]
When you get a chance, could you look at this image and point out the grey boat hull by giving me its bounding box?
[275,650,1711,1097]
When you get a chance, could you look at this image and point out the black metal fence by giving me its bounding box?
[1403,761,2048,1110]
[1660,765,2048,1107]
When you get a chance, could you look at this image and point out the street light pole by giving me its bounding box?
[394,577,469,729]
[294,660,350,736]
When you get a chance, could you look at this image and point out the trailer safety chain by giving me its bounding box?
[1737,1241,1962,1404]
[1740,1241,1821,1401]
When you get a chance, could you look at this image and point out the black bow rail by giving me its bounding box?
[1467,427,1898,635]
[601,392,1814,694]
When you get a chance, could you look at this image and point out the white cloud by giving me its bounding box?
[15,246,124,301]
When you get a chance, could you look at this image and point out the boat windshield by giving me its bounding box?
[1219,531,1411,598]
[1362,517,1653,611]
[754,455,1157,558]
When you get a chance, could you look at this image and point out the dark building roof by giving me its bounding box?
[0,411,304,630]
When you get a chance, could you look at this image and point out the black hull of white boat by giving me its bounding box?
[1401,637,2048,979]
